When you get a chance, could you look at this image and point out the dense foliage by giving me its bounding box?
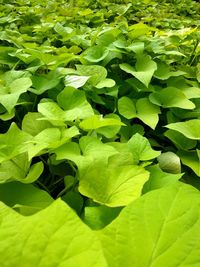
[0,0,200,266]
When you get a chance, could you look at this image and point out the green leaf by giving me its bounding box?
[22,112,53,136]
[95,114,122,138]
[0,153,43,183]
[0,77,32,112]
[118,96,136,119]
[95,78,116,89]
[99,183,200,267]
[26,128,61,159]
[143,165,182,193]
[79,115,124,131]
[178,150,200,177]
[76,64,107,86]
[57,87,94,120]
[26,127,79,160]
[38,101,68,126]
[120,54,157,87]
[154,62,186,80]
[30,70,62,95]
[62,191,84,215]
[118,97,160,129]
[0,181,53,215]
[157,152,181,174]
[128,23,153,39]
[126,42,144,55]
[164,129,197,150]
[0,199,107,267]
[0,123,31,163]
[83,205,122,230]
[149,87,195,109]
[64,75,90,88]
[136,98,160,129]
[128,133,160,163]
[166,119,200,140]
[79,162,149,207]
[84,45,109,62]
[55,136,117,174]
[54,22,73,35]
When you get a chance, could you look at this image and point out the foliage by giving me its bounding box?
[0,0,200,266]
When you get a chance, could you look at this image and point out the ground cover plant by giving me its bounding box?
[0,0,200,266]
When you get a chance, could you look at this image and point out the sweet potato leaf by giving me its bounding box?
[99,183,200,267]
[0,199,107,267]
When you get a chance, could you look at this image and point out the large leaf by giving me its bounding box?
[120,54,157,87]
[0,199,107,267]
[166,119,200,140]
[99,183,200,267]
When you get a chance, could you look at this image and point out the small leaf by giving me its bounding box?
[118,96,136,119]
[30,70,62,95]
[0,77,32,112]
[120,54,157,87]
[143,165,182,193]
[128,133,160,163]
[22,112,53,136]
[166,119,200,140]
[79,115,124,131]
[76,64,107,86]
[84,45,109,62]
[178,150,200,177]
[95,78,116,88]
[83,205,121,230]
[64,75,90,88]
[0,181,53,215]
[118,97,160,129]
[38,101,67,126]
[0,123,31,163]
[136,98,160,129]
[157,152,181,174]
[0,153,43,183]
[149,87,195,109]
[57,87,94,120]
[164,129,197,150]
